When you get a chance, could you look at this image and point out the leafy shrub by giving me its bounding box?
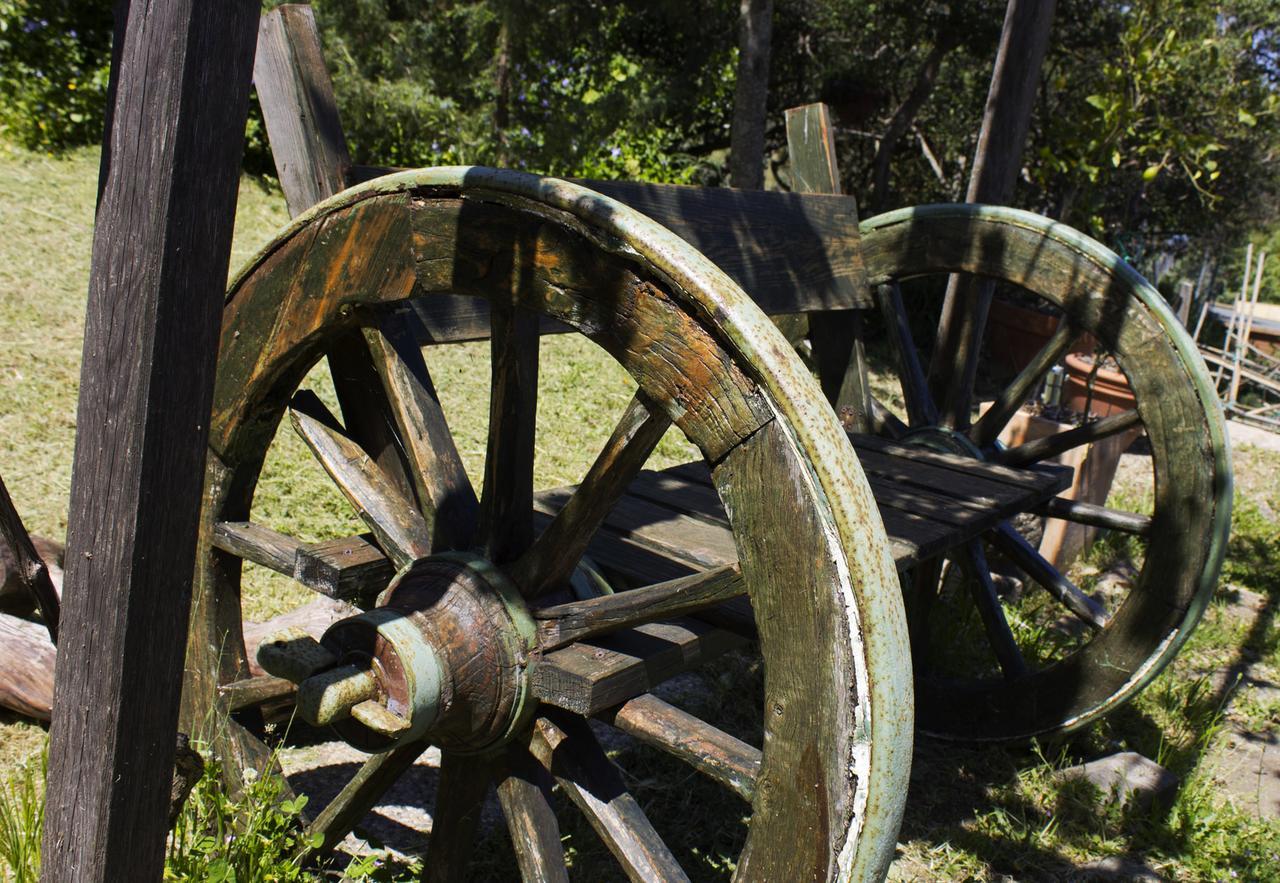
[0,0,112,151]
[0,750,43,883]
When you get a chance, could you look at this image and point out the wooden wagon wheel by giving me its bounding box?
[847,204,1231,742]
[183,168,912,880]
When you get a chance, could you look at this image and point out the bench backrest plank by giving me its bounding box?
[255,5,870,342]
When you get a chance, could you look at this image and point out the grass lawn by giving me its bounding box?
[1,144,1277,880]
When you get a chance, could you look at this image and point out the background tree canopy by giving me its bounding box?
[1,0,1277,297]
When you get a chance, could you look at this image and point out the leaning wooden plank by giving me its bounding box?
[599,693,761,803]
[531,619,745,716]
[0,612,55,720]
[0,474,61,638]
[534,488,738,572]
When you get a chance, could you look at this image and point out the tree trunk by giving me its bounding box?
[928,0,1057,429]
[728,0,774,190]
[870,35,957,212]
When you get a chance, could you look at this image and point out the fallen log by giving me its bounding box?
[0,611,56,720]
[0,597,355,721]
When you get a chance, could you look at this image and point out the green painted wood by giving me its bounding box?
[860,204,1231,741]
[196,168,913,878]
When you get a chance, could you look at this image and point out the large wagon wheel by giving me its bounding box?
[184,168,912,880]
[846,204,1231,742]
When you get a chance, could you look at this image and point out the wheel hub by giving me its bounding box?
[256,553,536,753]
[902,425,987,460]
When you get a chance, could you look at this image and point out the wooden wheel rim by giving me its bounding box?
[185,167,912,880]
[859,204,1232,741]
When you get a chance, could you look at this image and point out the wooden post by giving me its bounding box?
[928,0,1057,428]
[40,1,260,880]
[728,0,774,190]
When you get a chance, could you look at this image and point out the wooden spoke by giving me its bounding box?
[533,565,744,651]
[599,693,760,803]
[1038,497,1152,536]
[511,393,671,598]
[876,282,940,427]
[999,409,1141,467]
[970,318,1078,448]
[531,619,746,716]
[327,331,418,508]
[289,390,432,568]
[496,746,570,883]
[478,301,540,563]
[303,741,429,859]
[954,542,1029,680]
[363,312,480,551]
[218,674,295,712]
[869,397,909,439]
[530,713,689,883]
[0,474,60,641]
[423,751,496,883]
[988,523,1109,630]
[905,558,944,668]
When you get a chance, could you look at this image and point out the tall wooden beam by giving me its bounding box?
[40,2,260,880]
[929,0,1057,428]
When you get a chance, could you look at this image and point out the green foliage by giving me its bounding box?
[1029,0,1280,243]
[0,0,111,151]
[165,759,321,882]
[0,750,43,883]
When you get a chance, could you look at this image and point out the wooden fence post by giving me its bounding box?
[40,1,260,880]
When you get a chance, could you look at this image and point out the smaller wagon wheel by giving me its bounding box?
[844,205,1231,742]
[185,169,912,880]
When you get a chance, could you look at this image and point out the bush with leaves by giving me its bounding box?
[0,0,111,151]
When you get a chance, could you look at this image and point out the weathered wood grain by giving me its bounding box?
[363,312,479,551]
[531,618,746,716]
[478,300,540,564]
[422,751,496,882]
[289,391,432,568]
[211,521,301,576]
[253,5,350,217]
[497,746,569,883]
[533,565,744,651]
[530,713,689,882]
[601,693,761,802]
[0,612,55,719]
[347,165,872,318]
[41,3,260,880]
[294,534,395,604]
[512,393,670,597]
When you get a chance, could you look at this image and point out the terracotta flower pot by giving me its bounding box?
[985,298,1062,378]
[1063,352,1136,418]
